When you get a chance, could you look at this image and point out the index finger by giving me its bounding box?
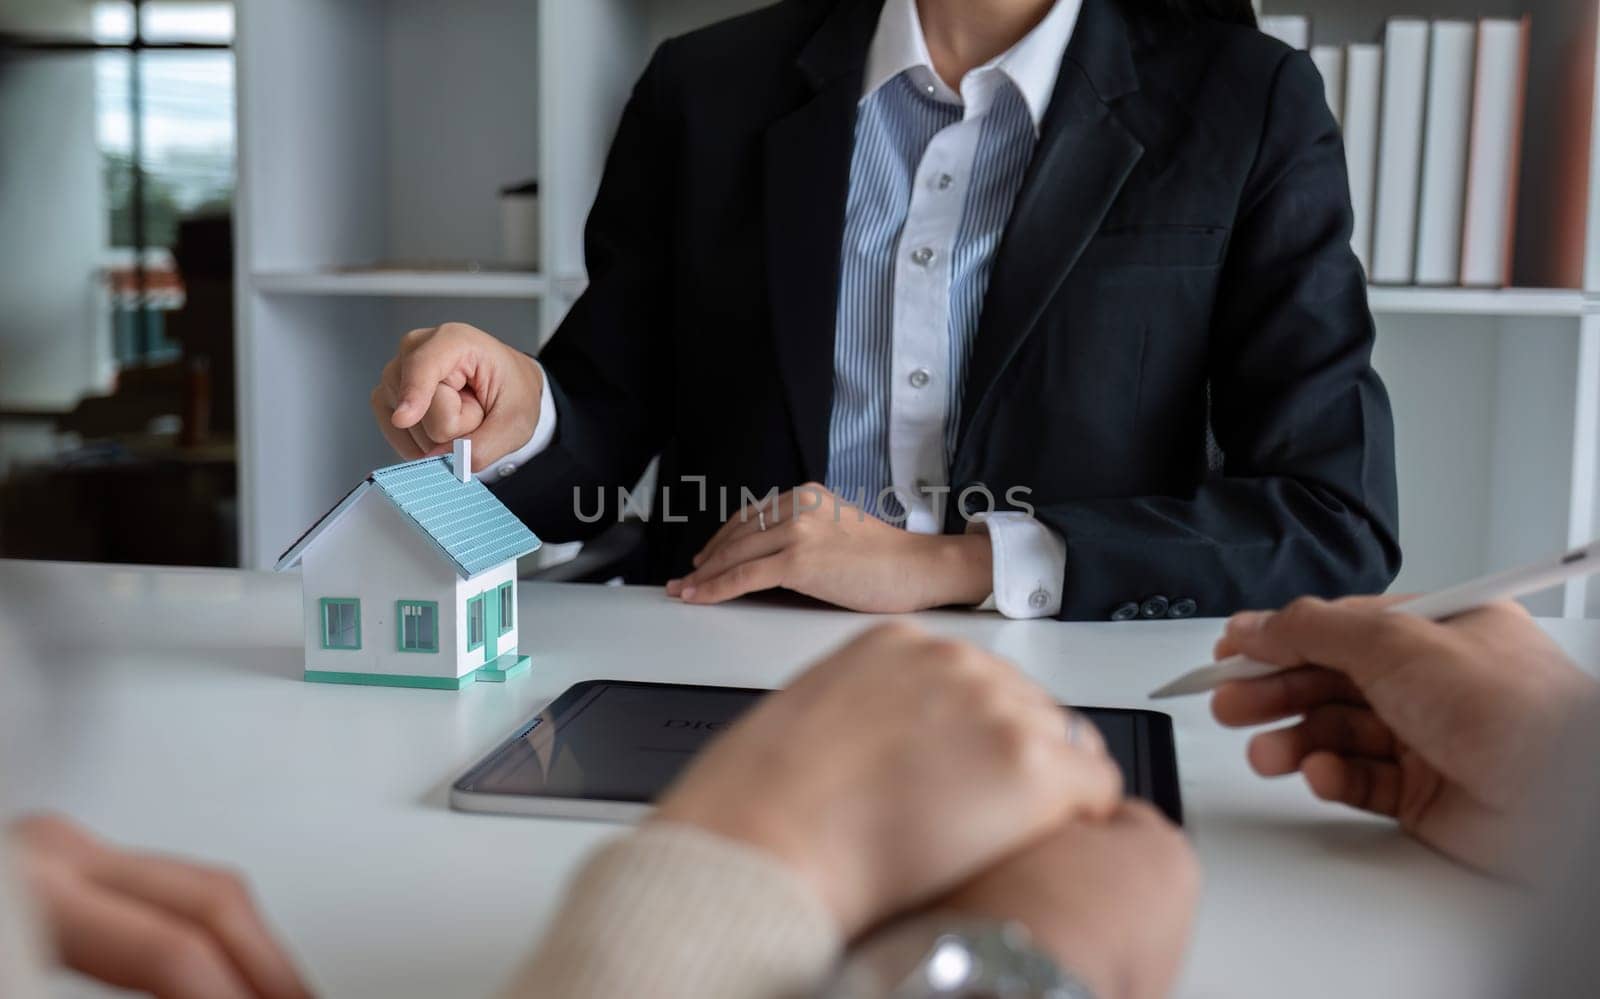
[1210,665,1366,727]
[370,382,425,460]
[93,854,313,999]
[1227,597,1449,690]
[1213,594,1411,661]
[40,867,258,999]
[392,334,467,429]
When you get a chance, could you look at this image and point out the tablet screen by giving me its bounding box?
[456,681,1182,825]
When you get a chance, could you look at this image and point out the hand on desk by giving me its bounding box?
[1212,597,1599,879]
[11,814,311,999]
[370,322,540,470]
[941,801,1199,999]
[654,623,1123,937]
[666,484,993,612]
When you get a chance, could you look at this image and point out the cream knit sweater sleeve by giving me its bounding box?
[502,822,842,999]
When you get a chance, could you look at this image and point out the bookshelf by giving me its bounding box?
[234,0,1600,615]
[1367,287,1592,317]
[1258,0,1600,617]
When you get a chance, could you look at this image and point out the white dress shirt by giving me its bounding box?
[490,0,1079,619]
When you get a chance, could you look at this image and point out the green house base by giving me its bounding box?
[305,670,473,690]
[475,653,531,683]
[305,654,530,690]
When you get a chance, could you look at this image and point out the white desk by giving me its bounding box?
[3,561,1595,999]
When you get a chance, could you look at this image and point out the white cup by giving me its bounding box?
[500,183,540,270]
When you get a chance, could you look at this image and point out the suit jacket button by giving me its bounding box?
[1140,596,1170,619]
[1169,598,1198,619]
[1111,602,1140,622]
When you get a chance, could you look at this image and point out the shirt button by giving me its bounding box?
[910,246,936,267]
[497,465,516,480]
[908,368,932,389]
[1141,596,1171,619]
[1110,602,1141,622]
[936,173,954,190]
[1169,598,1198,619]
[1028,588,1051,611]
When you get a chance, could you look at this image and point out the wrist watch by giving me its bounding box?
[813,914,1100,999]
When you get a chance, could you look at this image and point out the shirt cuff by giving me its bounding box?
[475,361,557,484]
[503,823,841,999]
[968,512,1066,619]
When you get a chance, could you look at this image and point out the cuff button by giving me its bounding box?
[497,465,516,480]
[1110,602,1140,622]
[1028,588,1050,610]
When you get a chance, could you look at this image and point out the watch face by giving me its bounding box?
[923,936,983,991]
[816,918,1093,999]
[931,925,1098,999]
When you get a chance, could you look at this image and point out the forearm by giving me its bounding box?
[915,532,994,608]
[1152,51,1398,622]
[909,521,1065,619]
[504,823,840,999]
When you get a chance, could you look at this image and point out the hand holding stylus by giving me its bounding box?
[1153,541,1600,699]
[1210,596,1597,879]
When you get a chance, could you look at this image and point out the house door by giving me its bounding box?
[482,588,499,663]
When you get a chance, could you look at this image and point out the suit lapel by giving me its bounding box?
[764,0,882,483]
[956,0,1145,454]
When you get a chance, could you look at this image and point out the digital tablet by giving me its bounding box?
[451,680,1183,825]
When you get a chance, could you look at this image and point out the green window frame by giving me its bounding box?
[467,594,485,651]
[320,598,361,651]
[497,581,514,636]
[396,600,439,653]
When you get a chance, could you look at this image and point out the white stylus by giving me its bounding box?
[1148,539,1600,700]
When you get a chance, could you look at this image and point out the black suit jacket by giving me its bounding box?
[495,0,1402,620]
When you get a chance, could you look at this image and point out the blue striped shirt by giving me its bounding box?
[826,71,1039,526]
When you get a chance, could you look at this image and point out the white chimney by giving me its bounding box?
[452,438,472,483]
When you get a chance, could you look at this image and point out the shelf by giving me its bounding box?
[253,270,548,300]
[1367,286,1591,318]
[252,272,1590,313]
[252,275,1590,314]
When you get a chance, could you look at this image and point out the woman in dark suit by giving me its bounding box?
[370,0,1401,622]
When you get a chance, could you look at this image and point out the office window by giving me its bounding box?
[95,6,235,367]
[498,582,514,635]
[0,2,240,568]
[124,3,234,44]
[320,598,360,650]
[467,595,485,651]
[397,600,438,653]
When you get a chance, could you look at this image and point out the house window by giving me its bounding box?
[498,582,514,636]
[397,601,438,653]
[467,594,485,651]
[320,598,360,650]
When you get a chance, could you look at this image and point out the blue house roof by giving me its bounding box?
[275,456,542,579]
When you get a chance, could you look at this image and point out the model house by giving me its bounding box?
[275,440,542,689]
